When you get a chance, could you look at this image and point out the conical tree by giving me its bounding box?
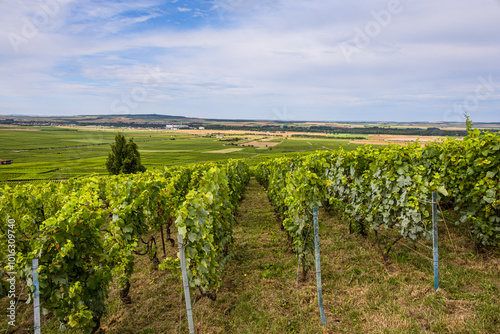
[106,132,146,175]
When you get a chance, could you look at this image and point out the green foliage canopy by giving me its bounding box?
[106,133,146,175]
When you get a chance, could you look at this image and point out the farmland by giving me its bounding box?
[0,127,361,182]
[2,169,499,333]
[1,124,498,334]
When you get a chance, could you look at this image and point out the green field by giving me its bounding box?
[4,178,498,333]
[1,128,498,333]
[0,128,361,182]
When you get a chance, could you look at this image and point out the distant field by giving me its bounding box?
[327,133,371,139]
[349,134,452,146]
[0,128,362,182]
[204,148,244,154]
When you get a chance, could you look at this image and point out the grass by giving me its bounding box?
[0,128,361,182]
[3,178,499,333]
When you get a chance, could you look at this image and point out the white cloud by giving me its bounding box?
[1,0,500,121]
[177,7,192,12]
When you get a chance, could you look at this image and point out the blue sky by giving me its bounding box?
[1,0,500,122]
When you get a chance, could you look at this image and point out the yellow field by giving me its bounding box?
[203,148,244,154]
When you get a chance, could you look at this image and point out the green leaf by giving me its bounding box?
[437,186,449,197]
[177,226,187,236]
[484,196,495,204]
[486,188,496,197]
[187,247,196,258]
[187,232,197,243]
[486,171,497,178]
[122,225,133,233]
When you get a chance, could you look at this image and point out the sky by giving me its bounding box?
[1,0,500,122]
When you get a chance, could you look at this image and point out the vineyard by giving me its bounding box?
[1,129,499,333]
[256,129,500,264]
[1,160,250,333]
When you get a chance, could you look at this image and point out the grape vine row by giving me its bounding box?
[0,160,249,333]
[256,130,499,266]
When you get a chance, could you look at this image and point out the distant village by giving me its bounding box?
[165,124,204,130]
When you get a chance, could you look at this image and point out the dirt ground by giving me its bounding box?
[350,135,451,146]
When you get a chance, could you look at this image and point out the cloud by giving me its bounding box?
[1,0,500,121]
[177,7,192,12]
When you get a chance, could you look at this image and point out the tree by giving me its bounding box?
[464,111,474,133]
[106,133,146,175]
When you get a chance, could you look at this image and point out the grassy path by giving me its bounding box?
[3,177,499,333]
[193,177,500,334]
[192,177,327,333]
